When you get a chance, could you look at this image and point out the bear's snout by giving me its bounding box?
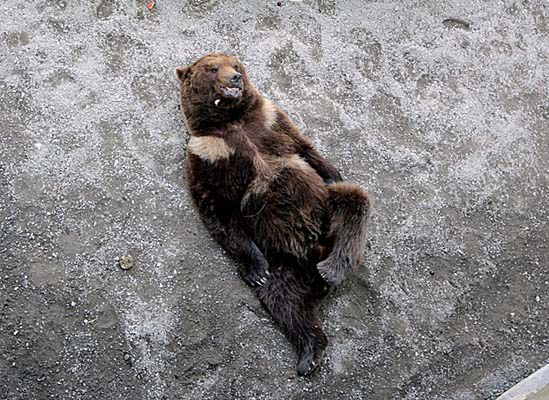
[230,72,242,86]
[218,68,244,99]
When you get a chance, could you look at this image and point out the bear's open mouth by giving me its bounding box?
[220,86,242,98]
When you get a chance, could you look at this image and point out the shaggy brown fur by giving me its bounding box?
[176,53,370,376]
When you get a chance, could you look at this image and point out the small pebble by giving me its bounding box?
[119,255,134,270]
[124,353,130,361]
[442,18,471,30]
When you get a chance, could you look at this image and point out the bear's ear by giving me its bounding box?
[175,66,190,81]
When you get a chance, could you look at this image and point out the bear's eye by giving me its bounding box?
[210,66,218,73]
[233,65,239,71]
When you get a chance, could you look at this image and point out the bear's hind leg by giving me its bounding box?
[317,182,370,286]
[255,266,327,376]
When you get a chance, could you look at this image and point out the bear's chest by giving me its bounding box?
[248,131,295,157]
[187,135,254,201]
[187,130,302,202]
[187,126,293,158]
[187,128,296,172]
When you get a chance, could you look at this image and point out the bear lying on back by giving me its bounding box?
[176,53,370,376]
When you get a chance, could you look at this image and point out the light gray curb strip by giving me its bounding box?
[497,364,549,400]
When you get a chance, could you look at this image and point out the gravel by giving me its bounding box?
[1,1,548,399]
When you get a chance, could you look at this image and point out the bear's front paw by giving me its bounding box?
[240,192,266,218]
[324,169,343,185]
[316,256,350,286]
[242,260,271,287]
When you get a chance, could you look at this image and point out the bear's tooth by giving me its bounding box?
[214,99,220,106]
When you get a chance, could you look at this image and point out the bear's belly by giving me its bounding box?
[242,155,328,259]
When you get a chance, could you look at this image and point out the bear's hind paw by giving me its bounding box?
[296,343,325,377]
[296,353,318,377]
[316,256,351,287]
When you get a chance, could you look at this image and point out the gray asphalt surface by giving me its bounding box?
[1,1,548,399]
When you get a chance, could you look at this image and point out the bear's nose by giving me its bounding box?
[230,72,242,85]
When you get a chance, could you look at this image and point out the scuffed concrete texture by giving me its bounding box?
[1,0,548,399]
[497,364,549,400]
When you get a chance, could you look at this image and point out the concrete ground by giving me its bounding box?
[497,364,549,400]
[1,1,548,399]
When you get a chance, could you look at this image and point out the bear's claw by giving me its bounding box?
[316,256,350,286]
[296,355,316,376]
[296,347,324,377]
[243,264,271,287]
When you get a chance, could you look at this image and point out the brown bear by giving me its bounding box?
[176,53,370,376]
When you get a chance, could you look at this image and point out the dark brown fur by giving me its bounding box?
[176,53,370,376]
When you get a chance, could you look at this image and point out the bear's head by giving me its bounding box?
[176,53,257,128]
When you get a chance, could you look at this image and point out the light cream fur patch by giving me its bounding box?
[262,99,278,130]
[283,154,313,172]
[187,136,234,162]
